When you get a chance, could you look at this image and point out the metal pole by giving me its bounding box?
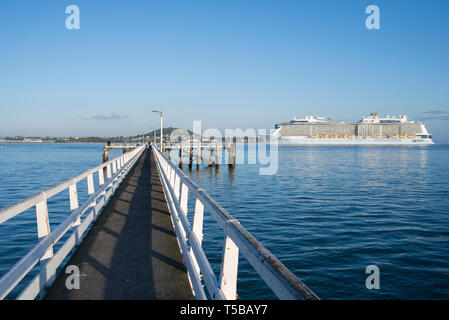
[160,114,163,152]
[152,110,163,152]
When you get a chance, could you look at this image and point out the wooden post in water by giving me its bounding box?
[208,148,213,167]
[102,141,112,177]
[215,143,220,166]
[197,137,201,169]
[179,142,183,168]
[189,136,193,168]
[228,143,236,169]
[102,141,113,163]
[102,148,109,163]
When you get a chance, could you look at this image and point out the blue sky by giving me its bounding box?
[0,0,448,141]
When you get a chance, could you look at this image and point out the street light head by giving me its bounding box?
[152,110,162,116]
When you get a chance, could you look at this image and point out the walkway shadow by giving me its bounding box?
[43,149,193,300]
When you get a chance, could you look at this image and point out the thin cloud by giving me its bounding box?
[419,116,449,121]
[422,110,449,115]
[80,113,128,121]
[417,110,449,121]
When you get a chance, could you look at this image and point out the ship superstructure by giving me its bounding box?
[273,113,434,145]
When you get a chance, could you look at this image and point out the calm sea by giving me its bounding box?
[1,143,448,299]
[0,143,123,299]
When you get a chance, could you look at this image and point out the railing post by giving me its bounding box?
[87,173,95,195]
[171,182,187,244]
[69,180,80,226]
[165,160,169,176]
[170,167,176,189]
[87,173,96,217]
[174,175,180,201]
[180,183,188,215]
[106,163,112,179]
[98,167,105,186]
[165,164,170,183]
[219,221,240,300]
[35,193,53,261]
[189,198,204,275]
[192,199,204,245]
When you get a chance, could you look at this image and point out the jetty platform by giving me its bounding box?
[44,149,193,299]
[0,143,318,301]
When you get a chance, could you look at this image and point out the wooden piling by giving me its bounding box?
[196,138,201,168]
[102,148,109,163]
[179,142,183,168]
[160,143,227,169]
[228,143,236,168]
[208,148,213,166]
[215,143,220,166]
[189,136,193,168]
[102,141,113,163]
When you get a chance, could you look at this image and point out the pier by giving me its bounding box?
[0,143,318,300]
[102,142,140,163]
[163,143,235,168]
[43,149,193,299]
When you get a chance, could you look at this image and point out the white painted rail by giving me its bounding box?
[0,145,145,300]
[152,144,319,300]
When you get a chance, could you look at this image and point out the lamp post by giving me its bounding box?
[152,110,163,151]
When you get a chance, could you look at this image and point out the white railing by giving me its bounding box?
[152,144,319,300]
[0,145,146,300]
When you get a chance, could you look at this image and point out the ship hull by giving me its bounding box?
[276,136,435,146]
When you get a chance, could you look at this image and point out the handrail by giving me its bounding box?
[152,144,319,300]
[0,145,146,299]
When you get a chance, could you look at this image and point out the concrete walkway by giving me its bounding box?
[44,149,193,300]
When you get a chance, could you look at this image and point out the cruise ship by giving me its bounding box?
[273,113,434,145]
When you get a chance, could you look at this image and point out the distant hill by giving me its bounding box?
[2,127,195,143]
[142,127,194,137]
